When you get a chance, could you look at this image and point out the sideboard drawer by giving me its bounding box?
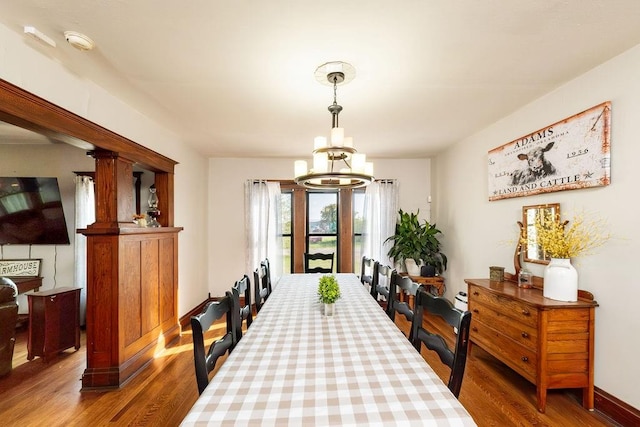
[470,319,537,381]
[469,283,538,327]
[469,300,537,350]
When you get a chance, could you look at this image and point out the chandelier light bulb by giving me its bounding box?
[313,153,328,173]
[314,136,327,150]
[330,127,344,146]
[352,153,366,173]
[295,160,308,178]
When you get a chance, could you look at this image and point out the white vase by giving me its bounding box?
[543,258,578,302]
[324,303,335,317]
[404,259,422,276]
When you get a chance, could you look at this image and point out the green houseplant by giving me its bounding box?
[385,209,448,275]
[318,275,341,316]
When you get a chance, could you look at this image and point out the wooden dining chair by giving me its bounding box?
[387,271,420,339]
[410,285,471,398]
[261,259,273,294]
[254,263,271,313]
[370,262,394,306]
[304,252,334,273]
[190,291,239,395]
[360,256,375,292]
[231,274,253,340]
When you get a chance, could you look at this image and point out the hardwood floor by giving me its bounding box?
[0,314,620,426]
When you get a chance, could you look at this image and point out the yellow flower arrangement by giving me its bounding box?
[528,209,610,259]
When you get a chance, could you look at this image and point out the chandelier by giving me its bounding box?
[294,61,374,189]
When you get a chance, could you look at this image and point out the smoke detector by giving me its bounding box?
[64,31,95,51]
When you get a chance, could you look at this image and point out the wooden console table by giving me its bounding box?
[465,278,597,413]
[400,274,445,296]
[27,287,81,362]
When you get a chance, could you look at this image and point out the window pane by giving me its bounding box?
[281,192,292,273]
[308,192,337,234]
[353,235,363,274]
[353,191,365,234]
[281,192,291,234]
[307,236,337,273]
[282,236,291,274]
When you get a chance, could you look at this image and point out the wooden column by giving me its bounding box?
[153,172,174,227]
[81,150,181,390]
[90,150,135,228]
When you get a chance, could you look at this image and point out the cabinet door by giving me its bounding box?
[53,291,79,351]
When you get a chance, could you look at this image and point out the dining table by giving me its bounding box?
[181,273,476,426]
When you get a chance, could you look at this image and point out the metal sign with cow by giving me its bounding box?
[488,101,611,201]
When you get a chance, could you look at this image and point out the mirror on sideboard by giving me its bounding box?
[520,203,560,265]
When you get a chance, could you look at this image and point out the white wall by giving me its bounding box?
[0,22,209,317]
[435,44,640,408]
[0,144,94,312]
[208,157,431,296]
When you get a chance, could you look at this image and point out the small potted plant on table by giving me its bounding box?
[318,275,341,316]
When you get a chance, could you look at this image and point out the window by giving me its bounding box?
[307,192,338,273]
[281,191,292,274]
[279,182,359,273]
[352,190,365,274]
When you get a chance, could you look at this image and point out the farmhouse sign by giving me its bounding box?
[488,102,611,201]
[0,259,42,277]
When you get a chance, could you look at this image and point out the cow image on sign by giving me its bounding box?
[510,142,557,185]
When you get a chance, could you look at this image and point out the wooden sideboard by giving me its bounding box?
[465,278,597,413]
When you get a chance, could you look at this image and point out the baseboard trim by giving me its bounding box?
[593,386,640,426]
[179,296,215,330]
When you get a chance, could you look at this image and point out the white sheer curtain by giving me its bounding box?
[362,180,399,266]
[74,175,95,326]
[244,180,282,287]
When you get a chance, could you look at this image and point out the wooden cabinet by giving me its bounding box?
[27,287,81,362]
[465,279,597,413]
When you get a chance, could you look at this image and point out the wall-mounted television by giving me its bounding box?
[0,177,70,245]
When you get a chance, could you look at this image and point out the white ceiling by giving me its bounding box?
[2,1,640,159]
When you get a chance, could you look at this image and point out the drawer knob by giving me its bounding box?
[472,327,478,332]
[473,291,479,296]
[521,332,529,338]
[521,356,528,362]
[521,309,530,316]
[473,309,479,314]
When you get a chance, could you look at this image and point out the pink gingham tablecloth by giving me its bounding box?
[181,273,476,426]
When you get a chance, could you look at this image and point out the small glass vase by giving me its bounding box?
[543,258,578,302]
[324,303,335,317]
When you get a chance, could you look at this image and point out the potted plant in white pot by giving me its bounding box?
[385,209,448,276]
[318,275,341,316]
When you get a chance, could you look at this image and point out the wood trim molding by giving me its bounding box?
[590,387,640,426]
[179,296,215,330]
[0,78,177,173]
